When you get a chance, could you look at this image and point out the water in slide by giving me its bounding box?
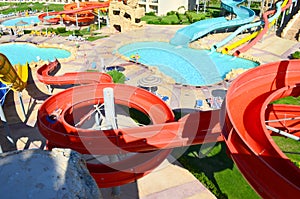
[0,53,28,92]
[170,0,255,46]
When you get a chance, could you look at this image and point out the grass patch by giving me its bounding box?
[106,70,126,84]
[0,2,64,14]
[128,108,151,125]
[173,143,260,199]
[273,136,300,165]
[270,96,300,105]
[85,35,108,41]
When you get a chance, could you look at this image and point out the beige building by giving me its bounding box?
[138,0,195,16]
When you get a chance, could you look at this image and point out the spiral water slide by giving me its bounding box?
[38,2,110,24]
[37,58,300,196]
[221,0,292,55]
[37,83,223,187]
[37,59,222,187]
[224,59,300,198]
[170,0,255,46]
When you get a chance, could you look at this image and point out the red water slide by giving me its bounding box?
[224,59,300,198]
[36,59,112,85]
[234,0,292,56]
[38,2,110,24]
[37,59,300,196]
[37,59,222,187]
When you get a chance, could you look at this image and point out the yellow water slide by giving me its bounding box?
[221,0,289,54]
[221,20,276,54]
[0,53,28,92]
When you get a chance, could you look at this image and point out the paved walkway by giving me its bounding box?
[0,24,299,198]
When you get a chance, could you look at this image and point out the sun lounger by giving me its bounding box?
[195,99,203,108]
[161,96,169,102]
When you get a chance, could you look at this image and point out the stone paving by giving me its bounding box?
[0,24,299,198]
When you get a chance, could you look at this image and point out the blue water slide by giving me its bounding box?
[170,0,255,46]
[211,1,283,51]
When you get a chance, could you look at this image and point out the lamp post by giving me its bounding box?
[97,9,101,30]
[44,3,49,16]
[196,0,199,14]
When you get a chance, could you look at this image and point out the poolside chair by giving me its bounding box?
[161,96,169,102]
[0,82,14,153]
[195,99,203,109]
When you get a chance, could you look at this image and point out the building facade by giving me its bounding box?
[138,0,196,16]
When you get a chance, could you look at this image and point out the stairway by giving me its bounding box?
[281,7,300,41]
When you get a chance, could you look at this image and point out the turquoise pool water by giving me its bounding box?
[1,16,41,26]
[0,43,71,65]
[118,42,259,86]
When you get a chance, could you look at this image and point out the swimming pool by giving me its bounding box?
[1,16,45,26]
[118,42,259,86]
[0,43,71,65]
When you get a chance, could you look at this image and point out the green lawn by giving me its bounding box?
[174,95,300,198]
[273,136,300,166]
[173,143,260,198]
[0,2,64,14]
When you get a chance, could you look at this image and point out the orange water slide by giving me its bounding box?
[37,82,222,187]
[36,59,112,85]
[224,59,300,198]
[266,104,300,137]
[37,57,300,195]
[38,1,110,24]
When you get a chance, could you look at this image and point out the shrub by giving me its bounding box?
[160,14,180,25]
[291,51,300,59]
[107,70,126,84]
[166,11,177,16]
[74,29,83,37]
[56,27,66,33]
[185,11,207,23]
[145,12,156,16]
[23,29,31,34]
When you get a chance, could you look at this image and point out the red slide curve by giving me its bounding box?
[224,59,300,198]
[37,58,300,196]
[234,0,292,56]
[36,59,112,85]
[38,2,110,24]
[37,60,222,187]
[266,104,300,137]
[37,83,222,187]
